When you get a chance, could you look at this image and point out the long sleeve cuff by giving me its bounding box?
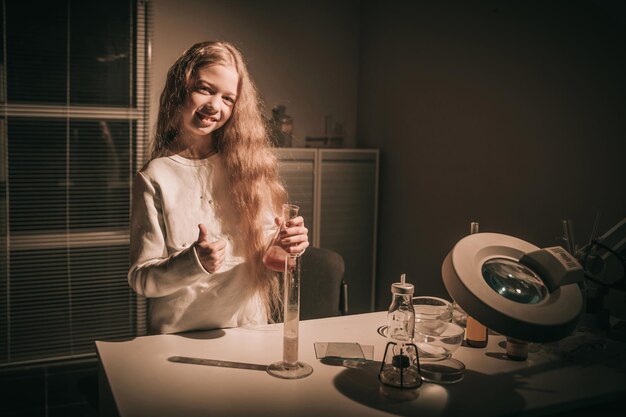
[128,245,212,298]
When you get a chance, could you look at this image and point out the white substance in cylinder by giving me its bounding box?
[283,307,299,365]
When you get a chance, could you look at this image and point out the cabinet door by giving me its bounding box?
[275,149,317,245]
[319,150,379,313]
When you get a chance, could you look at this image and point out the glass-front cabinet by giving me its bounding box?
[275,148,379,314]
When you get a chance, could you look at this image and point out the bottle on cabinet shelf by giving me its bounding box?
[464,221,489,348]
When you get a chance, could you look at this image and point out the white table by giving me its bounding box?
[96,312,626,417]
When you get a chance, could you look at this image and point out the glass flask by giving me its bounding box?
[387,278,416,343]
[379,274,421,389]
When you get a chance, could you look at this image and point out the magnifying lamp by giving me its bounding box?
[442,233,584,343]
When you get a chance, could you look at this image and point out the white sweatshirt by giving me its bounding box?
[128,154,277,334]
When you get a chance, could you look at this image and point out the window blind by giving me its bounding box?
[0,0,150,366]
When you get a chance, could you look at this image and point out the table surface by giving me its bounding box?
[96,311,626,417]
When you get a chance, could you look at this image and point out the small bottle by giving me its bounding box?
[387,273,415,344]
[465,221,489,348]
[506,337,529,361]
[380,273,420,389]
[465,316,489,348]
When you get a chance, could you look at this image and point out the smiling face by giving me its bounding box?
[178,64,239,153]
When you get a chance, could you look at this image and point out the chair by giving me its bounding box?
[299,247,348,320]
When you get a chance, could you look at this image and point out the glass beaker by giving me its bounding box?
[414,320,465,360]
[413,296,453,323]
[262,204,303,272]
[267,204,313,379]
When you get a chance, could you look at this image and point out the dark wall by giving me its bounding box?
[357,0,626,308]
[152,0,360,148]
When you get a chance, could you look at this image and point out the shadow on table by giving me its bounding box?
[332,360,528,417]
[175,329,226,340]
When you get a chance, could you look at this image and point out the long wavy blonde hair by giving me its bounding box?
[151,41,286,321]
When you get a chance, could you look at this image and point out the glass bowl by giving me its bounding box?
[413,296,454,323]
[414,320,465,360]
[420,357,465,384]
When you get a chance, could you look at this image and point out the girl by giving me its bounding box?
[128,41,309,334]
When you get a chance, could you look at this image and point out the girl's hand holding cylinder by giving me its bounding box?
[277,215,309,255]
[263,215,309,272]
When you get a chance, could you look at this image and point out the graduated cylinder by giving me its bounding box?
[282,253,301,366]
